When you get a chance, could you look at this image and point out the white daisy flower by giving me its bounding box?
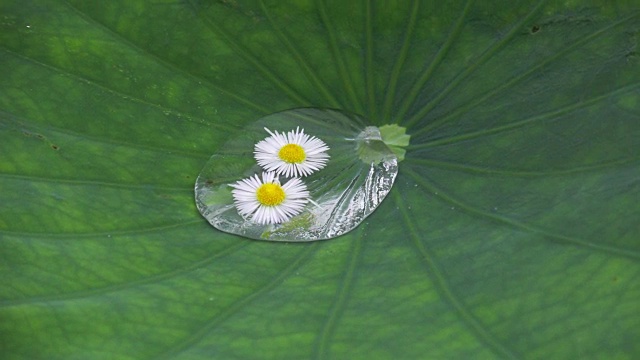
[254,127,330,177]
[229,171,309,225]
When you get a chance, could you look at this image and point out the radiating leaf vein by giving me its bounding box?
[404,168,640,260]
[316,0,365,114]
[403,0,548,128]
[0,173,192,192]
[0,46,227,132]
[411,11,640,137]
[394,0,473,124]
[184,0,311,106]
[62,0,272,115]
[0,241,248,307]
[156,244,319,360]
[364,0,377,122]
[381,0,420,123]
[405,157,639,177]
[0,108,212,158]
[0,220,203,239]
[409,81,640,146]
[259,0,342,109]
[312,224,365,360]
[394,190,519,360]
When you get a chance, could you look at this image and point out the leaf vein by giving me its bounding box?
[0,241,248,307]
[404,168,640,260]
[381,0,420,123]
[394,190,519,359]
[184,0,310,106]
[0,109,211,159]
[60,1,271,114]
[312,224,365,359]
[316,0,365,114]
[0,46,225,131]
[364,0,378,122]
[259,0,342,108]
[409,81,640,146]
[0,173,192,192]
[404,157,639,177]
[404,0,548,128]
[156,244,319,360]
[411,10,640,137]
[395,0,474,124]
[0,220,204,239]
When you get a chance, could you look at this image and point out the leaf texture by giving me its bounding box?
[1,1,639,359]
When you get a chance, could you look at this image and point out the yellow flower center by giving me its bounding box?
[256,183,286,206]
[278,144,306,164]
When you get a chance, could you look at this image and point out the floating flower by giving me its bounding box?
[254,127,330,177]
[229,171,309,224]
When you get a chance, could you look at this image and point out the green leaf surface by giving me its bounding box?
[1,0,639,359]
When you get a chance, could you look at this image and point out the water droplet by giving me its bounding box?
[195,108,399,242]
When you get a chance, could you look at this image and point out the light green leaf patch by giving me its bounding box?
[379,124,410,161]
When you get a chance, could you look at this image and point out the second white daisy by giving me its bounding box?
[229,171,309,225]
[254,127,330,178]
